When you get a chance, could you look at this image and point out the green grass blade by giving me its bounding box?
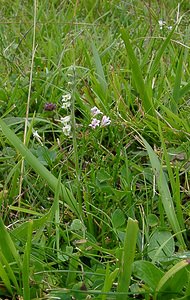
[140,136,186,249]
[22,220,33,300]
[55,172,61,259]
[11,175,62,243]
[0,252,20,294]
[154,259,190,299]
[117,217,138,300]
[120,28,154,116]
[179,81,190,99]
[91,42,108,93]
[158,103,190,133]
[0,218,21,266]
[148,26,176,81]
[172,50,183,112]
[0,119,79,217]
[101,264,119,300]
[157,120,185,233]
[0,260,13,296]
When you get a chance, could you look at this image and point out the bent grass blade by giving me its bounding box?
[0,119,80,217]
[140,136,186,249]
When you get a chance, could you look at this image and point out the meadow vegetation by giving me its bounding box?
[0,0,190,299]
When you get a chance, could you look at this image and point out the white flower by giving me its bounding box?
[33,130,41,139]
[61,93,71,109]
[91,106,102,116]
[62,93,71,102]
[101,115,111,127]
[62,124,71,136]
[32,130,43,145]
[168,26,172,30]
[89,118,100,129]
[158,19,165,30]
[61,102,71,109]
[60,115,71,125]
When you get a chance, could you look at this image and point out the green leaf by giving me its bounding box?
[147,214,159,227]
[112,209,126,229]
[148,230,175,262]
[133,260,164,291]
[155,260,190,299]
[96,168,111,183]
[70,219,86,232]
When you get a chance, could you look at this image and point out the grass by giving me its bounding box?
[0,0,190,299]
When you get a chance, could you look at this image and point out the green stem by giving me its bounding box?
[117,217,138,300]
[71,65,83,218]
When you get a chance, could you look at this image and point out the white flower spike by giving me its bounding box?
[61,93,71,109]
[61,102,71,109]
[60,115,71,125]
[62,93,71,102]
[62,124,71,136]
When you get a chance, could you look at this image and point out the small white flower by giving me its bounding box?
[62,124,71,136]
[89,118,100,129]
[168,26,172,30]
[33,130,41,139]
[101,115,111,127]
[61,102,71,109]
[33,130,43,145]
[60,115,71,125]
[158,19,165,30]
[61,94,71,109]
[91,106,102,116]
[62,93,71,102]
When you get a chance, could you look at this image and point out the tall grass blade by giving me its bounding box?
[0,218,21,266]
[172,50,183,112]
[0,252,20,294]
[0,260,13,296]
[55,173,61,259]
[91,42,108,93]
[22,220,33,300]
[120,28,154,115]
[0,119,79,217]
[148,26,176,81]
[101,264,119,300]
[141,136,186,249]
[117,217,138,300]
[157,120,185,234]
